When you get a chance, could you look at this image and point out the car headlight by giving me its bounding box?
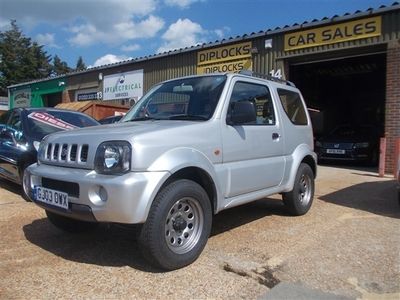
[94,141,131,174]
[353,142,369,149]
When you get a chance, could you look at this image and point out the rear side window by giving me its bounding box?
[277,89,308,125]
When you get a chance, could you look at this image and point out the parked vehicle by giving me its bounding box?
[315,124,380,165]
[99,115,123,124]
[0,108,99,199]
[26,72,317,270]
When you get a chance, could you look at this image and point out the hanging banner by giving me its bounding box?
[103,69,143,101]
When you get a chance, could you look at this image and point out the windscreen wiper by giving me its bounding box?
[167,114,208,121]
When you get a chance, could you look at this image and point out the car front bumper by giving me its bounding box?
[26,163,170,224]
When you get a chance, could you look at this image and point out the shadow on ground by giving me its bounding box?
[0,178,22,196]
[23,198,288,271]
[320,179,399,218]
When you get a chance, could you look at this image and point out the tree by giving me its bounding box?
[53,54,72,76]
[75,56,86,71]
[0,20,52,95]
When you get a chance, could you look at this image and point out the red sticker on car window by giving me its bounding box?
[28,112,77,130]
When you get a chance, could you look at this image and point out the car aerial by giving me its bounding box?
[98,114,123,124]
[0,107,99,199]
[315,124,380,165]
[26,72,317,270]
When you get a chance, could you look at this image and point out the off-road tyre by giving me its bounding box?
[138,179,212,270]
[283,163,315,216]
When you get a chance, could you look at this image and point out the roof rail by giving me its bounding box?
[239,70,296,87]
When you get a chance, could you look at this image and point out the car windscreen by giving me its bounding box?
[122,75,227,122]
[330,126,372,138]
[26,111,98,139]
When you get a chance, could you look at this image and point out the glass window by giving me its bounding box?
[277,89,308,125]
[122,75,227,121]
[228,81,275,125]
[9,111,22,130]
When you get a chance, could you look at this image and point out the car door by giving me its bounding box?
[0,110,24,182]
[221,79,285,198]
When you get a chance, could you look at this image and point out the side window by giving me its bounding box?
[277,89,308,125]
[9,112,22,131]
[228,81,276,125]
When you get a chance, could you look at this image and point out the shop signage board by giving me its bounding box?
[284,16,382,51]
[13,88,31,108]
[197,42,252,74]
[103,69,143,101]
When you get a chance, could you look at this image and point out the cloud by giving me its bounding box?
[0,0,162,46]
[164,0,203,9]
[121,44,141,52]
[68,15,164,47]
[91,54,132,67]
[157,18,204,53]
[35,33,60,48]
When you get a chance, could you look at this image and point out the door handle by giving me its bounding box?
[272,133,280,140]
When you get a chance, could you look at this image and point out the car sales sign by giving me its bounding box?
[103,70,143,101]
[284,16,381,51]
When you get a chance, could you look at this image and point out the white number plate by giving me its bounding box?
[327,149,345,154]
[34,186,69,210]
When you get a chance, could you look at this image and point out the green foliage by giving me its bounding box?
[0,20,53,95]
[75,56,86,71]
[53,54,72,76]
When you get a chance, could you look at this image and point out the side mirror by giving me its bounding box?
[228,101,256,125]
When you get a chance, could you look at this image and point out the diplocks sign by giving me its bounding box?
[284,16,381,51]
[103,69,143,101]
[197,42,252,74]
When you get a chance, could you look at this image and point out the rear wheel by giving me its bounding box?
[138,179,212,270]
[283,163,314,216]
[46,210,98,233]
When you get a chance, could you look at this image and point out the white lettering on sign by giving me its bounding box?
[28,112,77,130]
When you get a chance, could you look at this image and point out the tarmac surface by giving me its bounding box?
[0,165,399,299]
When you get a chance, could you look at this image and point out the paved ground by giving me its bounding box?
[0,165,399,299]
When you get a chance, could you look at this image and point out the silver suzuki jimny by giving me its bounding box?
[26,72,317,270]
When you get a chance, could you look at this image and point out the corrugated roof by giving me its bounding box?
[8,2,400,89]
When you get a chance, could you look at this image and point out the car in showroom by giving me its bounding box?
[0,107,99,199]
[315,124,380,165]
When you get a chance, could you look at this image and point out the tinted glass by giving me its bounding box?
[277,89,308,125]
[228,81,275,125]
[123,75,227,121]
[26,110,98,138]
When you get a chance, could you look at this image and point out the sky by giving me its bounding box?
[0,0,396,68]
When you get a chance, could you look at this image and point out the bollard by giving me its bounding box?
[379,137,386,177]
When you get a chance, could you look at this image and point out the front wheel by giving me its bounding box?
[283,163,315,216]
[138,179,212,270]
[20,166,31,202]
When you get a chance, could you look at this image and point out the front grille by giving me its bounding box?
[43,142,89,165]
[42,177,79,198]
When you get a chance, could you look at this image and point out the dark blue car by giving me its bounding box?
[0,107,99,199]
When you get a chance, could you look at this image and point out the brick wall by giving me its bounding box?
[385,40,400,173]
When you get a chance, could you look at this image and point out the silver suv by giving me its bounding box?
[27,73,317,270]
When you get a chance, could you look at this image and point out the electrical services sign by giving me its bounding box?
[197,42,252,74]
[103,70,143,101]
[284,16,381,51]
